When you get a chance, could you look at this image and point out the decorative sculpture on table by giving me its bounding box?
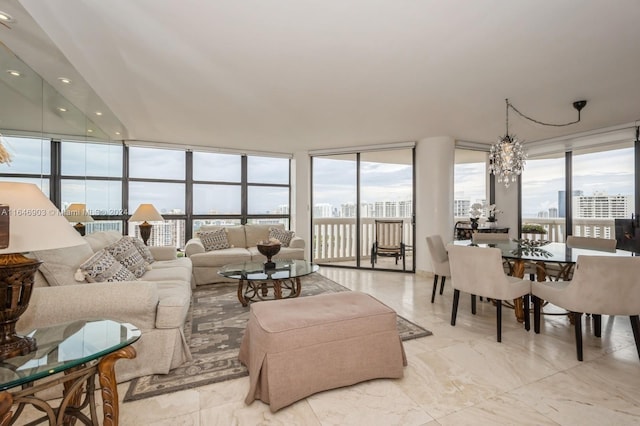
[257,238,281,270]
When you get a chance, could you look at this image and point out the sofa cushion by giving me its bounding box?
[269,227,295,247]
[200,229,231,251]
[140,266,191,283]
[131,237,155,263]
[33,242,95,286]
[190,247,251,267]
[80,249,138,283]
[198,225,246,248]
[245,224,283,247]
[105,237,148,278]
[84,230,123,252]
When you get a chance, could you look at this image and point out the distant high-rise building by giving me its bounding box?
[313,203,333,218]
[454,200,470,217]
[558,190,584,217]
[574,193,631,219]
[548,207,558,218]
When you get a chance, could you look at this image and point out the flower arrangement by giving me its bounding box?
[487,204,502,222]
[469,203,484,219]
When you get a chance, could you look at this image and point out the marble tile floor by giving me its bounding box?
[19,267,640,425]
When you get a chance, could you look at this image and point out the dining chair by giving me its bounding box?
[426,235,450,303]
[532,255,640,361]
[447,244,531,342]
[545,236,617,281]
[471,233,510,244]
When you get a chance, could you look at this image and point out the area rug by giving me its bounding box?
[124,273,431,402]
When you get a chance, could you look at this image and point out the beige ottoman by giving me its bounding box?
[238,291,407,412]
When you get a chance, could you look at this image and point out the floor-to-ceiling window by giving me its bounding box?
[571,144,634,238]
[0,135,50,195]
[454,149,488,222]
[520,153,566,241]
[311,146,415,272]
[0,138,291,248]
[61,140,123,232]
[128,146,187,247]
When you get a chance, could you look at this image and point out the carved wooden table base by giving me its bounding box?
[0,346,136,426]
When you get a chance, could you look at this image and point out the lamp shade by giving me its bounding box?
[0,182,87,254]
[129,204,164,222]
[63,203,94,223]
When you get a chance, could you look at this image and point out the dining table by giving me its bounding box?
[453,239,635,322]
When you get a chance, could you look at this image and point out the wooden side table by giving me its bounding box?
[0,319,140,426]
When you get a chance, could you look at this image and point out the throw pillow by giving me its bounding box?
[79,249,138,283]
[130,236,155,264]
[105,237,148,278]
[269,227,295,247]
[200,228,231,251]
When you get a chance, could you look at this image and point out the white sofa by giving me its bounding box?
[17,230,193,382]
[185,224,305,286]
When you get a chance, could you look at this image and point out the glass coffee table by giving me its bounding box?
[0,318,140,426]
[219,259,319,306]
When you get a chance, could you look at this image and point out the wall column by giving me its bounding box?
[415,136,455,274]
[291,151,311,252]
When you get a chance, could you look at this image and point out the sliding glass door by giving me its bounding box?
[311,148,415,272]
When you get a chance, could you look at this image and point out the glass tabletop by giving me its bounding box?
[218,259,319,281]
[453,239,634,263]
[0,319,141,391]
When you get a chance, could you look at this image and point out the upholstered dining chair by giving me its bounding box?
[426,235,450,303]
[471,233,510,244]
[545,236,617,281]
[447,244,531,342]
[532,255,640,361]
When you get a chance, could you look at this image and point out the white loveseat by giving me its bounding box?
[16,230,193,382]
[185,224,305,286]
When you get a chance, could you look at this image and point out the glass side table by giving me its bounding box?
[0,318,141,426]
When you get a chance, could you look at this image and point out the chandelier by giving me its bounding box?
[488,100,525,188]
[489,98,587,188]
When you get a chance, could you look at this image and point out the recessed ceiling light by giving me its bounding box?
[95,111,103,116]
[115,131,121,135]
[0,11,14,22]
[57,107,67,112]
[87,129,93,133]
[58,77,72,84]
[6,70,21,77]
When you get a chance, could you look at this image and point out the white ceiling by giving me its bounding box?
[1,0,640,154]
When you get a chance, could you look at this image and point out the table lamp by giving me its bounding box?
[0,182,86,360]
[63,203,94,236]
[129,204,163,245]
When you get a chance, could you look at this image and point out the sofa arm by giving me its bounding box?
[149,246,177,261]
[185,238,205,257]
[290,237,305,249]
[17,281,159,333]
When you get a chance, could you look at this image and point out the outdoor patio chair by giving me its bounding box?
[371,219,405,270]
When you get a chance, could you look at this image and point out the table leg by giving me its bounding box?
[511,260,525,322]
[98,346,137,426]
[273,280,282,299]
[238,279,248,307]
[0,392,12,426]
[295,278,301,297]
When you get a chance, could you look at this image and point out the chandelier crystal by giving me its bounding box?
[488,99,527,188]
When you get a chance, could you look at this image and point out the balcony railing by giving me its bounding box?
[312,218,413,263]
[312,216,616,264]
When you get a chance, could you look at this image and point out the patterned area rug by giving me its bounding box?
[124,273,431,402]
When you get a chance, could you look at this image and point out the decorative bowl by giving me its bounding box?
[257,242,281,258]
